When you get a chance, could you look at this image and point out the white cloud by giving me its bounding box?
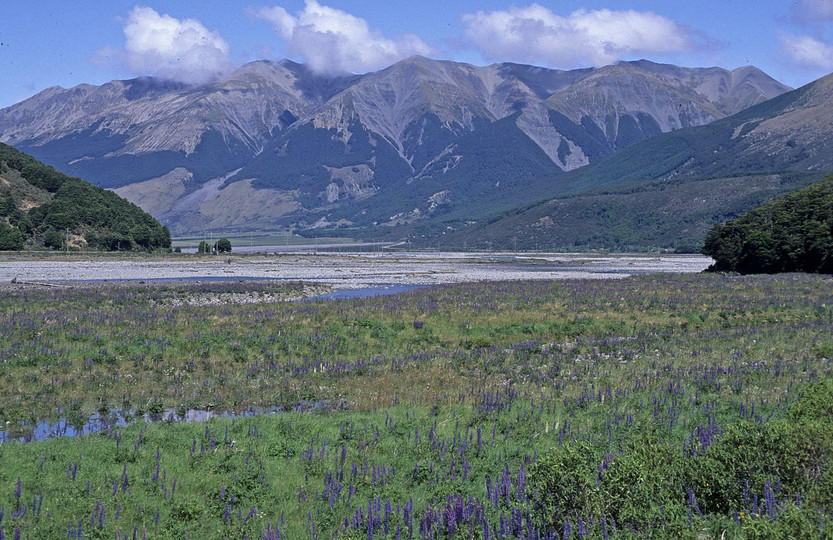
[792,0,833,22]
[94,7,233,84]
[461,4,697,68]
[779,32,833,69]
[253,1,437,73]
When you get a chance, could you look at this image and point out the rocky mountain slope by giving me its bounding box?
[436,73,833,252]
[0,57,789,235]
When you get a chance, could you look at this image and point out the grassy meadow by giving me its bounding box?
[1,274,832,538]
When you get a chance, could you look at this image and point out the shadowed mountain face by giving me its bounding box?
[0,56,790,235]
[435,73,833,252]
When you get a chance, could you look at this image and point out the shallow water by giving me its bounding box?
[305,283,426,300]
[1,400,345,443]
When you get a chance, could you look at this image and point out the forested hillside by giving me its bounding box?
[702,174,833,273]
[0,143,171,251]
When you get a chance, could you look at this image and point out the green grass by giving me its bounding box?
[1,274,833,538]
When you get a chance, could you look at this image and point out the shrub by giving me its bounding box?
[788,376,833,423]
[692,380,833,515]
[0,220,24,250]
[529,440,601,527]
[601,436,690,532]
[43,227,64,249]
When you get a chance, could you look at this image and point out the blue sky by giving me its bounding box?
[2,1,833,108]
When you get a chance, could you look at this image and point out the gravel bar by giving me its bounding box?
[0,252,712,290]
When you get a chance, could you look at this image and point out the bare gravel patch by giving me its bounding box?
[0,252,712,292]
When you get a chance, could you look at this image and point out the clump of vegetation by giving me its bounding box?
[215,238,232,253]
[703,174,833,273]
[0,143,171,251]
[195,238,232,254]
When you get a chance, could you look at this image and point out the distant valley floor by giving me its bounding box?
[0,252,711,292]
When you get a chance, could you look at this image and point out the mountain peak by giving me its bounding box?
[0,56,801,236]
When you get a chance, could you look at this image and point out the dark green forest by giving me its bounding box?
[0,143,171,251]
[702,174,833,273]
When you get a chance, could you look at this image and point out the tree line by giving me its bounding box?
[703,174,833,273]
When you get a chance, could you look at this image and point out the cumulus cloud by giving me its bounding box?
[93,6,233,84]
[253,0,438,73]
[461,4,697,68]
[779,32,833,69]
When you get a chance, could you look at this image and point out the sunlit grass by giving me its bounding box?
[1,274,833,537]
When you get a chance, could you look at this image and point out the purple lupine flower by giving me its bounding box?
[384,499,392,535]
[244,506,257,524]
[765,481,777,521]
[121,464,129,493]
[686,488,702,516]
[516,464,526,500]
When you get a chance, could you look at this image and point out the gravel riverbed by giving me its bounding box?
[0,252,712,293]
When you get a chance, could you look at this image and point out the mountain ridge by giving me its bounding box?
[432,72,833,251]
[0,56,792,236]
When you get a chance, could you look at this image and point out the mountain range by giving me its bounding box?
[0,56,792,240]
[438,71,833,251]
